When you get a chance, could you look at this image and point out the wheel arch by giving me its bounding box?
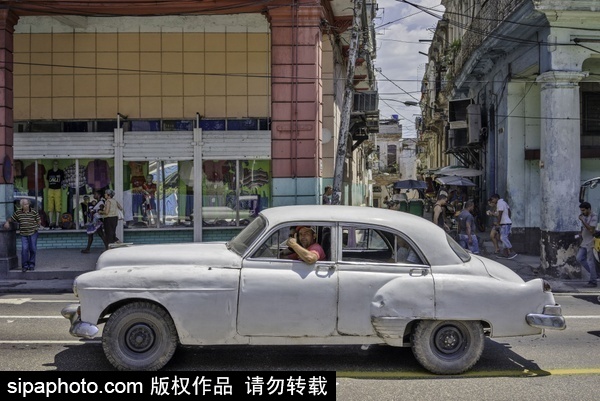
[403,319,492,343]
[98,297,179,337]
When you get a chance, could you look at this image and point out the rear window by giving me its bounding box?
[446,233,471,262]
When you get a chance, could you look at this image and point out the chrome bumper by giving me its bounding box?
[526,304,566,330]
[61,304,99,339]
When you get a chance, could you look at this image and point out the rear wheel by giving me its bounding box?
[103,301,178,371]
[411,320,484,375]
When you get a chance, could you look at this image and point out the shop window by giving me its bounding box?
[163,120,193,131]
[96,120,118,132]
[227,119,258,131]
[202,159,271,228]
[14,158,111,230]
[130,120,160,131]
[259,118,270,131]
[64,121,90,132]
[124,160,192,229]
[30,121,62,132]
[199,119,226,131]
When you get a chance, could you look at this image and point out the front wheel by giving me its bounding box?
[411,320,484,375]
[102,301,178,371]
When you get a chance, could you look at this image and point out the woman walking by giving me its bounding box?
[100,189,122,247]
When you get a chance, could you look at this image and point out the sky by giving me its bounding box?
[373,0,444,138]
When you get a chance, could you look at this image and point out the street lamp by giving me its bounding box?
[379,99,420,107]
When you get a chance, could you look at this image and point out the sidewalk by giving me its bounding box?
[0,247,101,293]
[0,230,598,294]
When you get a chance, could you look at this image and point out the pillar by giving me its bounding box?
[536,70,588,277]
[0,9,19,277]
[268,1,323,206]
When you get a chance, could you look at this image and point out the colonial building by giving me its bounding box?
[420,0,600,277]
[0,0,378,272]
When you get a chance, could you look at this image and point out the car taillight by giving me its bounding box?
[542,280,552,292]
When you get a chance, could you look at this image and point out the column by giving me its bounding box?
[536,70,588,276]
[268,2,323,206]
[0,9,19,277]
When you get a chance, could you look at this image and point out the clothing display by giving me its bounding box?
[179,161,194,186]
[64,164,87,189]
[24,163,46,191]
[46,168,65,190]
[86,159,110,189]
[241,168,269,189]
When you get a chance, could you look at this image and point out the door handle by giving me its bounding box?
[410,268,428,277]
[316,264,334,271]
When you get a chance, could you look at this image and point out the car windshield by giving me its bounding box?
[228,216,267,256]
[446,233,471,262]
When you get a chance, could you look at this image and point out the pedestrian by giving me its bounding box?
[100,189,122,247]
[457,200,480,254]
[4,198,41,272]
[432,194,449,231]
[489,194,517,259]
[486,197,500,254]
[81,190,108,252]
[322,186,333,205]
[576,201,598,287]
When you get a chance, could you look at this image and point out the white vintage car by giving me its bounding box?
[62,205,565,374]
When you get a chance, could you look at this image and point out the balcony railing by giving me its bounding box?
[450,0,524,80]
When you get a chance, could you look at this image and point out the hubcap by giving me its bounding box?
[434,325,465,355]
[125,323,155,353]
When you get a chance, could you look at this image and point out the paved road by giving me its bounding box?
[1,293,599,400]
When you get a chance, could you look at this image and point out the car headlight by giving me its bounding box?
[542,280,552,292]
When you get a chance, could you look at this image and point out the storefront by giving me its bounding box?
[13,117,271,249]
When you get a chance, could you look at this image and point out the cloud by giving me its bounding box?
[374,0,444,137]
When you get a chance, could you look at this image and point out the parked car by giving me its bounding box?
[62,205,565,374]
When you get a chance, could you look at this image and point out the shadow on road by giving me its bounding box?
[48,339,549,377]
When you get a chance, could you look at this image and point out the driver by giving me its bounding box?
[285,226,326,264]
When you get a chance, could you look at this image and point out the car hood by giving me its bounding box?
[95,242,241,270]
[469,254,524,283]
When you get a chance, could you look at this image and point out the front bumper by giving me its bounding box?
[61,304,99,339]
[526,304,566,330]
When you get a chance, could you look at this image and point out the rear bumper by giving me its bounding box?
[61,304,99,339]
[526,304,566,330]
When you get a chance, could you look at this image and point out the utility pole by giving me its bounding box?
[332,0,362,205]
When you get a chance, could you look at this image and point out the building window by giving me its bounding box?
[582,92,600,147]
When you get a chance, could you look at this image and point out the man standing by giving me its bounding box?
[490,194,517,259]
[457,201,480,254]
[4,199,41,272]
[433,194,449,231]
[577,202,598,287]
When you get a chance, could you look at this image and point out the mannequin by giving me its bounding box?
[46,160,65,229]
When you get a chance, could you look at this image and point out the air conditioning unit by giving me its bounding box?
[467,104,481,144]
[353,91,378,112]
[448,99,470,130]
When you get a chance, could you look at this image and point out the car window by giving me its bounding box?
[251,224,331,261]
[341,225,423,265]
[342,226,393,262]
[228,216,266,256]
[447,233,471,262]
[394,235,423,264]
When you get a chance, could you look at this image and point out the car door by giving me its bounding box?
[336,224,435,337]
[237,224,338,337]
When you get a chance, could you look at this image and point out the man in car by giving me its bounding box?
[285,226,326,264]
